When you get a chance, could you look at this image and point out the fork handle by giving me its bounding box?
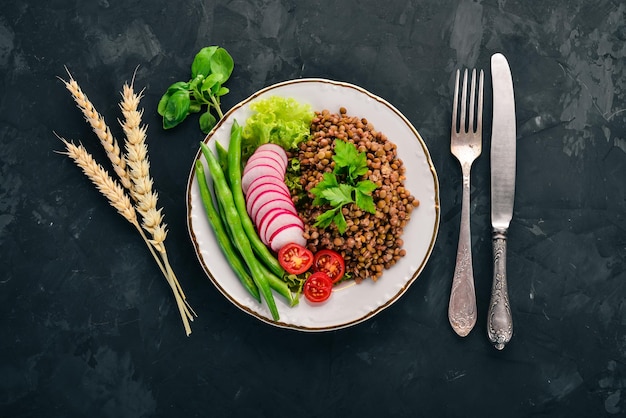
[448,169,477,337]
[487,229,513,350]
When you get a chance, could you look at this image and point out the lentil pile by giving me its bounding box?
[292,107,420,283]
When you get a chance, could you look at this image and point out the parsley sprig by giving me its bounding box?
[310,140,378,233]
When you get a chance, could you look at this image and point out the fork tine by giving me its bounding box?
[476,69,484,134]
[459,69,468,134]
[469,69,476,133]
[452,69,460,134]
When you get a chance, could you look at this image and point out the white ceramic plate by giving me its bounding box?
[186,78,439,331]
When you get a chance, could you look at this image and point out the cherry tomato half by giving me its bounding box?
[313,249,345,283]
[278,243,314,275]
[303,271,333,303]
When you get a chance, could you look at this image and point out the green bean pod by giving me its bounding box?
[195,160,261,302]
[261,263,298,307]
[212,170,296,306]
[215,140,229,175]
[226,120,285,277]
[200,141,280,321]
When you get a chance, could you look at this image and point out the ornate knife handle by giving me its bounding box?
[487,229,513,350]
[448,170,477,337]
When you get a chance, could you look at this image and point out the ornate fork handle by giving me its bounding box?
[487,229,513,349]
[448,165,477,336]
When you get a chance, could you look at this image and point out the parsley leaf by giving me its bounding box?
[320,184,353,207]
[310,139,378,233]
[333,140,369,183]
[310,172,339,205]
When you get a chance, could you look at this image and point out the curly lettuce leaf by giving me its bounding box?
[241,96,313,160]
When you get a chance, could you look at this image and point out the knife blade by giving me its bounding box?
[488,53,516,350]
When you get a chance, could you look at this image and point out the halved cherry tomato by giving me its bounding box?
[303,271,333,303]
[313,249,345,283]
[278,243,314,275]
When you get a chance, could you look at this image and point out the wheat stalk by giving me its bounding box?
[119,83,168,252]
[57,71,195,336]
[59,68,133,191]
[57,137,137,224]
[118,79,195,325]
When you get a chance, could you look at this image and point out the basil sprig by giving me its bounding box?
[158,46,234,134]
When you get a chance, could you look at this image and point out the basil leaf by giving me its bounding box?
[161,46,232,133]
[216,86,230,97]
[164,81,189,95]
[210,48,234,82]
[199,110,217,134]
[201,73,222,93]
[162,90,190,129]
[191,46,218,78]
[188,100,202,113]
[157,81,189,115]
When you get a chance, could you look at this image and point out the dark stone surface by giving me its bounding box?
[2,0,625,417]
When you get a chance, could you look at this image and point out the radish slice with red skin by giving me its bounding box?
[255,143,288,167]
[247,190,294,221]
[248,149,286,166]
[245,176,290,199]
[258,208,299,244]
[243,158,286,177]
[242,161,284,178]
[269,224,306,252]
[241,165,284,194]
[253,198,297,226]
[246,151,287,173]
[263,212,304,245]
[246,184,292,216]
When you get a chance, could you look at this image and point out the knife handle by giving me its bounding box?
[487,229,513,350]
[448,170,477,337]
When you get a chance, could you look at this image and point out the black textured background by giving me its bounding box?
[2,1,626,417]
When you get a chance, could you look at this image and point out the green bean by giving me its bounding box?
[210,150,297,308]
[215,140,229,175]
[211,163,296,307]
[195,160,260,302]
[214,181,296,307]
[227,120,285,277]
[200,141,280,321]
[261,263,298,307]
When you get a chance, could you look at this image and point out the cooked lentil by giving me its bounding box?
[290,107,420,283]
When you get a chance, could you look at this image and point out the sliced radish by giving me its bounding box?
[246,184,292,216]
[246,151,287,173]
[241,165,284,194]
[258,208,299,245]
[247,190,294,221]
[242,161,284,178]
[246,176,290,199]
[243,158,285,177]
[253,198,297,226]
[269,224,306,252]
[256,143,288,167]
[263,212,304,245]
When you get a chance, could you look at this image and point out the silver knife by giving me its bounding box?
[488,53,516,350]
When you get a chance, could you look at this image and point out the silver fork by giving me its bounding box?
[448,68,484,337]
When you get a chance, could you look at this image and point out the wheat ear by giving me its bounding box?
[119,79,195,330]
[58,135,193,336]
[119,83,168,252]
[56,135,165,271]
[59,69,133,191]
[58,137,137,224]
